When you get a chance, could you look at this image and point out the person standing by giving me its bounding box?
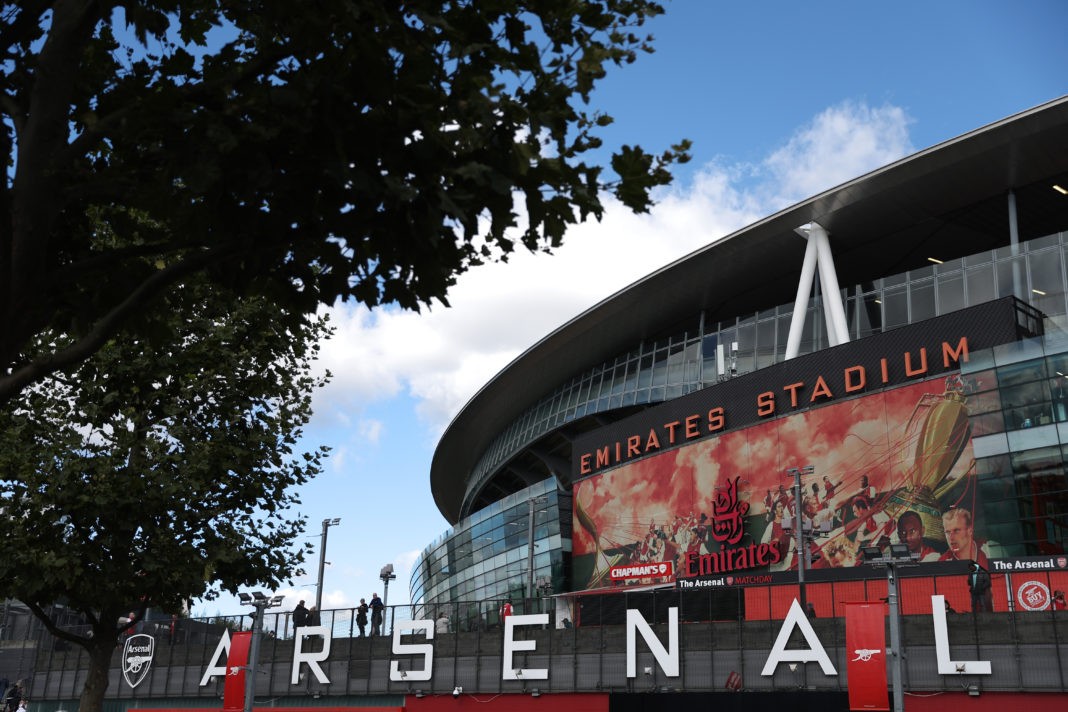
[356,599,369,637]
[370,593,384,636]
[435,612,450,635]
[1052,590,1067,611]
[499,599,513,625]
[307,606,321,626]
[292,600,309,629]
[968,562,993,613]
[4,681,23,712]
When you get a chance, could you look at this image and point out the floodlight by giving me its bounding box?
[238,593,253,604]
[251,591,267,601]
[890,543,911,559]
[861,546,882,561]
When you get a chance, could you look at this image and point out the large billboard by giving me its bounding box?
[572,376,994,589]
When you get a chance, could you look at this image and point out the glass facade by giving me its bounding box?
[462,229,1068,517]
[964,332,1068,557]
[411,478,571,618]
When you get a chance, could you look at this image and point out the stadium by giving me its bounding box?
[8,98,1068,712]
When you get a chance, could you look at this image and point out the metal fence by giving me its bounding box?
[3,568,1068,704]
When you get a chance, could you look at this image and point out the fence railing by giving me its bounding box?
[3,567,1067,702]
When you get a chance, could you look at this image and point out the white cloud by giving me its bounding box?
[311,101,914,437]
[764,101,914,207]
[329,446,347,473]
[357,418,383,445]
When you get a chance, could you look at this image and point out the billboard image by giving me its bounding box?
[572,375,1002,590]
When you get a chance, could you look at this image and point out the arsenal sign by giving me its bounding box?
[122,633,155,688]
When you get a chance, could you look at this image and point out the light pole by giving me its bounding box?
[316,517,341,611]
[861,543,919,712]
[785,465,814,611]
[380,563,396,635]
[238,591,285,712]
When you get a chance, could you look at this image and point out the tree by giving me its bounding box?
[0,281,330,712]
[1,1,690,402]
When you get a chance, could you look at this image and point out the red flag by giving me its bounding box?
[845,602,888,711]
[223,631,252,712]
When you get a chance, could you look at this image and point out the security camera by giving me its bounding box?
[452,686,462,698]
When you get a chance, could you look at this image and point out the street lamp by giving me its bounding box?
[380,563,397,635]
[861,543,919,712]
[315,517,341,611]
[238,591,285,712]
[784,465,814,610]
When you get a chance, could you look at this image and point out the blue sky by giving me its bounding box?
[192,0,1068,616]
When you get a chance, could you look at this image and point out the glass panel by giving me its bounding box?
[934,257,963,275]
[857,294,880,337]
[970,411,1005,437]
[996,257,1024,299]
[911,281,935,322]
[756,318,776,370]
[967,263,996,305]
[937,275,965,314]
[910,263,935,280]
[1026,232,1060,252]
[1028,247,1066,318]
[883,288,908,329]
[967,387,1001,415]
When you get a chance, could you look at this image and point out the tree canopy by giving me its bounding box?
[0,280,329,712]
[1,0,689,402]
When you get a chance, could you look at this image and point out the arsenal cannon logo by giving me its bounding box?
[122,633,155,688]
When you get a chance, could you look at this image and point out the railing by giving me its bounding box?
[3,568,1068,702]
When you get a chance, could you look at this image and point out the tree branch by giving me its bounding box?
[25,600,94,648]
[0,247,229,402]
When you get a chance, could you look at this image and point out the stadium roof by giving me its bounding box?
[431,96,1068,523]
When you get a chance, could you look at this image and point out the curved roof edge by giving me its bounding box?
[431,96,1068,523]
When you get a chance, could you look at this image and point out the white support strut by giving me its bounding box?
[784,222,850,359]
[784,229,820,360]
[811,223,850,346]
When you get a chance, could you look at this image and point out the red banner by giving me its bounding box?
[223,631,252,712]
[845,602,888,711]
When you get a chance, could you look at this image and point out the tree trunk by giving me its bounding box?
[78,638,116,712]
